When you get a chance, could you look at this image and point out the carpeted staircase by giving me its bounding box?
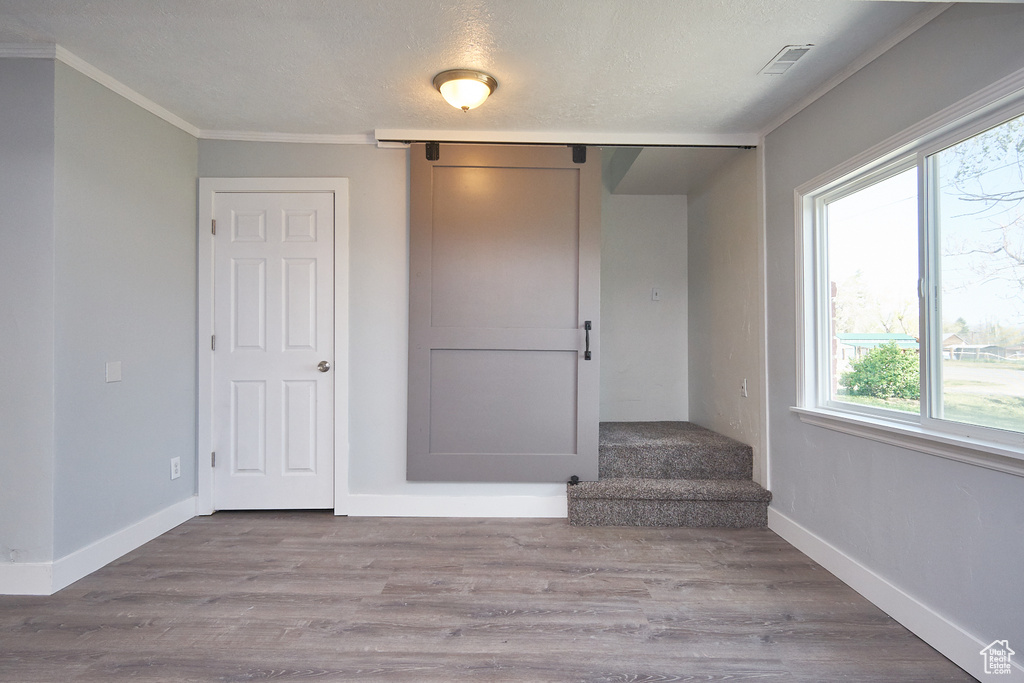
[567,422,771,527]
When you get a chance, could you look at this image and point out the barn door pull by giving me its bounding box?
[584,321,592,360]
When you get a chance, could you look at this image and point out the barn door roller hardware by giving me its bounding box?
[424,141,586,164]
[404,140,755,160]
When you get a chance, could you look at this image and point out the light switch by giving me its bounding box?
[105,361,122,383]
[651,288,662,301]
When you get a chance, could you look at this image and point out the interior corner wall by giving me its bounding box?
[0,58,57,565]
[686,151,763,482]
[52,63,198,558]
[197,141,564,502]
[600,193,688,422]
[764,3,1024,666]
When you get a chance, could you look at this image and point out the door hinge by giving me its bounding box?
[212,219,216,235]
[211,451,216,467]
[211,334,216,351]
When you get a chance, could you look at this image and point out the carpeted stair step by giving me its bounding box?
[600,421,752,480]
[567,478,771,528]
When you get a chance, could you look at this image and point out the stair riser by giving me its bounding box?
[568,499,768,528]
[600,450,752,480]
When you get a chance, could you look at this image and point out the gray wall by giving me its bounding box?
[687,151,763,483]
[0,59,57,564]
[199,142,689,497]
[52,64,198,557]
[601,193,688,421]
[199,141,567,498]
[764,4,1024,654]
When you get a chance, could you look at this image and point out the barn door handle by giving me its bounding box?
[584,321,592,361]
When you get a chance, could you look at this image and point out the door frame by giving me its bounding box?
[196,178,350,515]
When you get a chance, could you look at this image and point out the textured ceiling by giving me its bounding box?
[0,0,935,139]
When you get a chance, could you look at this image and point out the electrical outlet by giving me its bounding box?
[170,457,181,480]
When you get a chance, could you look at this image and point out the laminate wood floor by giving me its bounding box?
[0,512,972,682]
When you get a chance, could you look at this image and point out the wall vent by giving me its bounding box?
[759,44,813,75]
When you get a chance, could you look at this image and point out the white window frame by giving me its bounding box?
[794,75,1024,478]
[813,157,920,423]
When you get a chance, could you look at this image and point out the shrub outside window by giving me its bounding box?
[822,165,921,416]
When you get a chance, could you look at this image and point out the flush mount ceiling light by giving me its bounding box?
[433,69,498,112]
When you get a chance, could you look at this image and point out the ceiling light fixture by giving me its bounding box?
[433,69,498,112]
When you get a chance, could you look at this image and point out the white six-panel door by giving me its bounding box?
[211,191,335,509]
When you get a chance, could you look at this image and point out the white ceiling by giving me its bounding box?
[0,0,941,141]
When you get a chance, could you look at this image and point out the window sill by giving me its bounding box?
[790,406,1024,478]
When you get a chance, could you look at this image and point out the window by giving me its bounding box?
[821,163,920,417]
[930,118,1024,435]
[799,96,1024,462]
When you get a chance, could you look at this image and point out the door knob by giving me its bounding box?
[317,360,331,373]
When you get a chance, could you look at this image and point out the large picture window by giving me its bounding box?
[800,98,1024,459]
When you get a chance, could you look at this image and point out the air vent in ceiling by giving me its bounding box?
[759,44,813,75]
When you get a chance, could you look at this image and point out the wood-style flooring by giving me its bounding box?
[0,512,972,682]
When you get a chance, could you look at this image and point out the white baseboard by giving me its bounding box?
[0,497,197,596]
[342,493,567,518]
[769,507,1024,681]
[0,561,54,596]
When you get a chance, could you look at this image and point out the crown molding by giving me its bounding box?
[54,45,201,137]
[1,44,381,145]
[759,3,953,138]
[5,43,763,149]
[793,62,1024,199]
[0,42,201,137]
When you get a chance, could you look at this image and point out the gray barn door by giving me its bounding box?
[408,144,600,482]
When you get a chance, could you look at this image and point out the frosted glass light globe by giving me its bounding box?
[433,70,497,112]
